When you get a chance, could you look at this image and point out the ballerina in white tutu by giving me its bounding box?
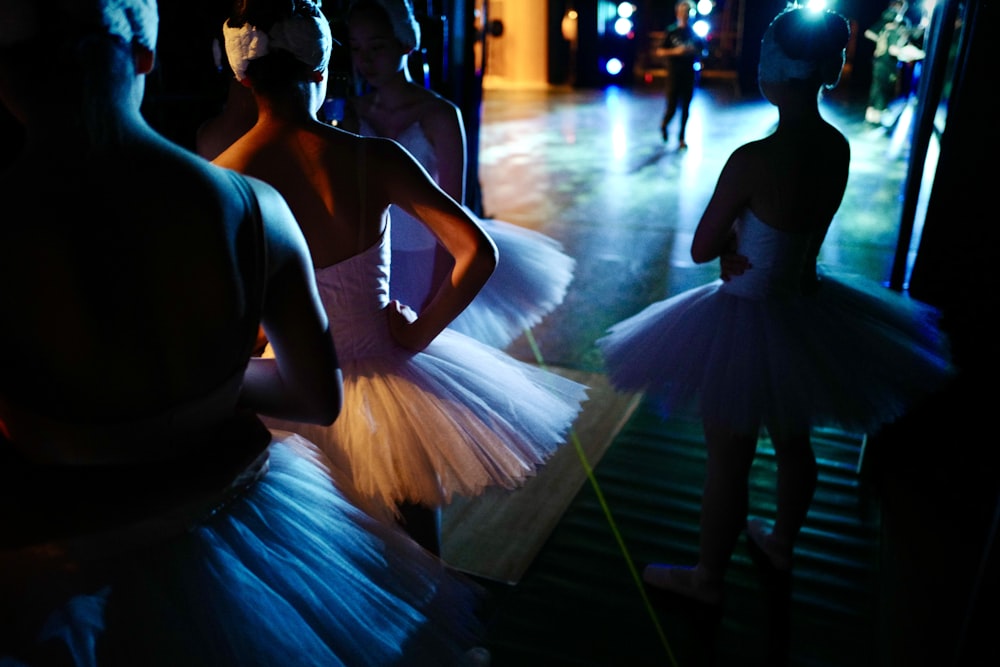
[214,0,587,556]
[342,0,576,350]
[597,5,954,605]
[0,0,486,663]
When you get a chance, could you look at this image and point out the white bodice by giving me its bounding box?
[313,228,394,359]
[718,209,815,299]
[358,119,438,252]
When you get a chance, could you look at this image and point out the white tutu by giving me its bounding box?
[448,217,575,348]
[597,210,955,437]
[1,431,484,666]
[359,119,575,349]
[262,228,588,513]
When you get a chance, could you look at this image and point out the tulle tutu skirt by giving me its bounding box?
[1,433,484,666]
[450,218,575,349]
[265,330,588,512]
[390,218,575,349]
[597,271,955,437]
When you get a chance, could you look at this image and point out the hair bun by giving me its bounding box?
[772,7,850,63]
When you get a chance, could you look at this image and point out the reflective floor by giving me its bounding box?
[468,80,936,666]
[477,79,917,371]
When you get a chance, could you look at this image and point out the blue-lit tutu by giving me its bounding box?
[597,210,955,437]
[2,432,483,666]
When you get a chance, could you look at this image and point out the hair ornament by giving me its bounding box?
[223,10,333,81]
[758,8,846,89]
[0,0,157,48]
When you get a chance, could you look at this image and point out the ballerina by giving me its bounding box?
[596,5,954,606]
[0,0,486,663]
[342,0,576,350]
[213,0,587,556]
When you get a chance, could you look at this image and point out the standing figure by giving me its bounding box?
[0,0,485,664]
[213,0,588,556]
[597,6,953,606]
[343,0,576,350]
[864,0,914,125]
[656,0,706,149]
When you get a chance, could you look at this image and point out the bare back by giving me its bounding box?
[215,123,387,268]
[741,119,850,235]
[0,138,261,421]
[692,115,849,264]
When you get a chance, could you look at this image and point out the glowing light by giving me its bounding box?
[612,123,628,160]
[696,0,713,15]
[614,17,633,36]
[801,0,828,11]
[617,2,635,18]
[605,58,624,76]
[693,19,710,39]
[604,87,629,161]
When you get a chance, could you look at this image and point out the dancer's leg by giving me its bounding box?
[698,422,759,579]
[767,431,817,560]
[643,421,758,604]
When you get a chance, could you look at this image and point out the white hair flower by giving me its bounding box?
[223,11,333,82]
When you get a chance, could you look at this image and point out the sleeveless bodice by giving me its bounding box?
[358,119,437,251]
[359,119,438,180]
[314,227,395,359]
[718,209,815,299]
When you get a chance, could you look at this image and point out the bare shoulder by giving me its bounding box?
[352,133,424,190]
[416,88,463,130]
[240,174,298,238]
[828,123,850,160]
[724,139,770,176]
[359,131,412,162]
[418,86,460,114]
[808,121,850,176]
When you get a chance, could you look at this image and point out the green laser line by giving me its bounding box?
[523,328,678,667]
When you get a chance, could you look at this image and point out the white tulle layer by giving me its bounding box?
[449,218,576,349]
[597,271,955,437]
[12,433,482,666]
[390,218,575,350]
[265,331,588,512]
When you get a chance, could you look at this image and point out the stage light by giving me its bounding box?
[605,58,624,76]
[596,0,638,84]
[693,19,710,39]
[696,0,713,15]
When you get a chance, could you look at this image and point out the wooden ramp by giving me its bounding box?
[441,367,640,584]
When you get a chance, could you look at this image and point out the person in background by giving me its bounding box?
[213,0,587,558]
[597,5,953,607]
[656,0,706,149]
[342,0,576,350]
[864,0,915,125]
[0,0,486,663]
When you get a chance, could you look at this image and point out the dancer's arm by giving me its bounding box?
[241,177,342,425]
[692,147,753,264]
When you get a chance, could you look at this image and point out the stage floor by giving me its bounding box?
[443,81,976,667]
